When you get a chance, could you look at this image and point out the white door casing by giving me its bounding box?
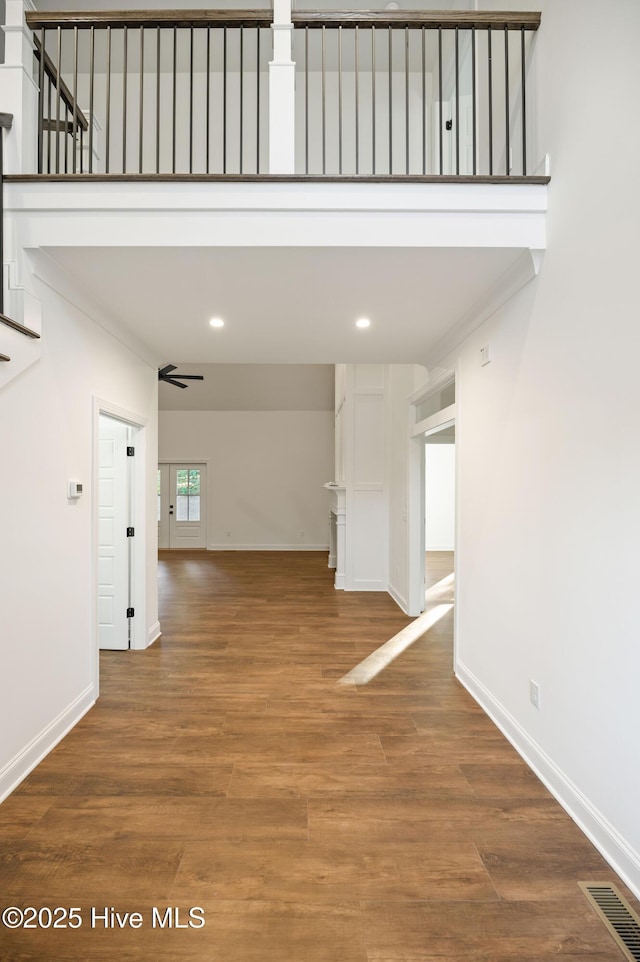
[158,463,169,550]
[98,415,130,649]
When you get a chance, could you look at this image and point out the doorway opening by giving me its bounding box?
[407,371,456,623]
[158,462,207,549]
[424,423,455,610]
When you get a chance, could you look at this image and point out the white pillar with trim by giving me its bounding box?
[269,0,296,174]
[1,0,38,174]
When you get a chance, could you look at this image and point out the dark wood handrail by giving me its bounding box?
[32,37,89,133]
[5,173,550,185]
[292,11,541,30]
[26,9,540,31]
[26,10,273,30]
[0,312,41,339]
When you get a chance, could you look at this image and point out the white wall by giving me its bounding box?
[0,263,159,801]
[425,443,455,551]
[438,0,640,896]
[159,410,333,549]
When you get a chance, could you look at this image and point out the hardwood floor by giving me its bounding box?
[1,550,636,960]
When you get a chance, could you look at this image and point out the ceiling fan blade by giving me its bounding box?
[162,376,188,389]
[170,374,204,381]
[158,363,177,377]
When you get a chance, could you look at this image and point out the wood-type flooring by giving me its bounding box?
[1,550,637,961]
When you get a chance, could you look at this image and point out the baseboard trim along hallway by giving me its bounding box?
[0,684,95,804]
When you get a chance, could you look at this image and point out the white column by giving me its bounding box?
[269,0,296,174]
[1,0,39,173]
[344,365,388,592]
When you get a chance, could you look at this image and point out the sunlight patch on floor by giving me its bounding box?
[338,574,454,686]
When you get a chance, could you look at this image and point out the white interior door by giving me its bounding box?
[158,462,207,549]
[98,415,131,649]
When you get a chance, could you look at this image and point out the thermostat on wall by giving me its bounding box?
[68,481,84,499]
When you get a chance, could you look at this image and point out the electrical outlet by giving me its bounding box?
[226,530,231,537]
[299,530,305,538]
[530,679,540,710]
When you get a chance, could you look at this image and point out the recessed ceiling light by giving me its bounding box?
[356,317,371,329]
[209,317,225,328]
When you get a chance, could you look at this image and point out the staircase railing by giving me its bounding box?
[0,112,41,351]
[26,10,272,176]
[22,8,542,180]
[33,35,90,174]
[292,10,540,177]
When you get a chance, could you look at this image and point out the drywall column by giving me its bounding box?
[343,364,388,591]
[1,0,38,174]
[269,0,296,173]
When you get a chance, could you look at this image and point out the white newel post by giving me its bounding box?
[1,0,38,173]
[269,0,296,174]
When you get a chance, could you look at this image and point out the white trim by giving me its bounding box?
[207,544,329,552]
[407,396,458,622]
[409,370,455,407]
[148,621,162,647]
[0,684,95,803]
[412,408,456,439]
[92,398,150,685]
[424,248,545,370]
[456,661,640,902]
[406,434,427,617]
[346,579,386,591]
[388,582,410,614]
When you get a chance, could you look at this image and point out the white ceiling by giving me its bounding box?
[43,245,523,365]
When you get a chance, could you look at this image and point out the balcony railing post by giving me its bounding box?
[1,0,39,174]
[269,0,296,174]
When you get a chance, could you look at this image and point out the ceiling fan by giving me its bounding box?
[158,364,204,389]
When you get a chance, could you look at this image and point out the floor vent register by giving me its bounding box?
[579,882,640,961]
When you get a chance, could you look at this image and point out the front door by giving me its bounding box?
[158,462,207,549]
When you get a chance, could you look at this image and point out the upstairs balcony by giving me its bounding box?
[1,2,548,383]
[3,2,545,181]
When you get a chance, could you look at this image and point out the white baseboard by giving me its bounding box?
[426,544,455,552]
[388,582,410,614]
[456,660,640,901]
[147,620,162,647]
[345,580,386,592]
[208,544,329,552]
[0,684,96,803]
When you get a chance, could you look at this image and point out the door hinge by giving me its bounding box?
[126,526,135,537]
[127,446,135,456]
[126,607,135,618]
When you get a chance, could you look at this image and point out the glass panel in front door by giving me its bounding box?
[176,468,201,521]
